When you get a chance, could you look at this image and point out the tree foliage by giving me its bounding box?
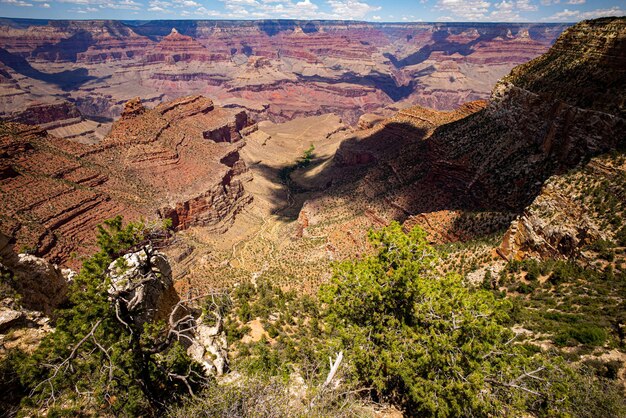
[17,216,205,416]
[320,222,626,417]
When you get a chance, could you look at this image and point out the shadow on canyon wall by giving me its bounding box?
[252,103,624,242]
[385,28,502,68]
[0,47,94,90]
[31,31,95,62]
[298,72,417,102]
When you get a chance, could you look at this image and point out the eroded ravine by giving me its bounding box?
[166,113,350,294]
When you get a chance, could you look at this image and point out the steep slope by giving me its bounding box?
[0,96,253,266]
[496,17,626,259]
[0,19,567,130]
[503,17,625,118]
[292,17,625,266]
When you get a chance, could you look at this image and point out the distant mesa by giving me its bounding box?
[0,19,569,128]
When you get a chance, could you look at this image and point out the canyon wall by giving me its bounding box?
[0,96,253,266]
[294,17,625,261]
[0,19,568,137]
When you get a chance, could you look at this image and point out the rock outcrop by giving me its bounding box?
[0,96,253,266]
[101,95,254,231]
[0,230,64,364]
[121,97,145,118]
[1,101,82,129]
[0,19,568,129]
[500,183,602,260]
[0,308,23,333]
[187,314,229,376]
[500,154,626,260]
[108,245,176,326]
[0,231,68,315]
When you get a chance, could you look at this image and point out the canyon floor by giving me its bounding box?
[167,113,351,295]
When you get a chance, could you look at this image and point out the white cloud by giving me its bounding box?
[72,6,98,12]
[2,0,33,6]
[436,0,491,20]
[489,0,537,20]
[540,0,583,4]
[147,0,170,11]
[436,0,540,21]
[213,0,380,20]
[59,0,141,10]
[491,2,522,21]
[515,0,537,12]
[545,6,625,21]
[106,0,141,9]
[327,0,381,19]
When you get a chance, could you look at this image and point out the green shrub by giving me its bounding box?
[321,223,584,417]
[517,283,536,294]
[555,324,607,347]
[16,217,207,416]
[591,239,616,261]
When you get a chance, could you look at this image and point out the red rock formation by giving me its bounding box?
[145,28,225,64]
[1,101,82,129]
[0,19,568,128]
[0,96,254,266]
[0,122,139,265]
[121,97,145,117]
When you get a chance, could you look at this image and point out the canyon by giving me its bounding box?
[0,16,625,416]
[0,19,567,145]
[0,96,253,267]
[0,18,623,291]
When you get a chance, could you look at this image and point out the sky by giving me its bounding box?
[0,0,624,22]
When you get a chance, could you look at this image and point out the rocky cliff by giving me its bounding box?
[293,17,625,263]
[0,230,68,315]
[503,17,626,118]
[0,96,253,266]
[0,19,567,131]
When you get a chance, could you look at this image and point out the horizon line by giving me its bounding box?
[0,16,591,24]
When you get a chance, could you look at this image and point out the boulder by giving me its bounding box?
[0,231,68,315]
[0,307,23,333]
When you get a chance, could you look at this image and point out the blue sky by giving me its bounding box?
[0,0,624,22]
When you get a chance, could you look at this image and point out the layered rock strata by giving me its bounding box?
[295,18,625,261]
[0,19,568,130]
[0,96,253,266]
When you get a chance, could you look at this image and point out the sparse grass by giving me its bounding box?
[499,258,626,354]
